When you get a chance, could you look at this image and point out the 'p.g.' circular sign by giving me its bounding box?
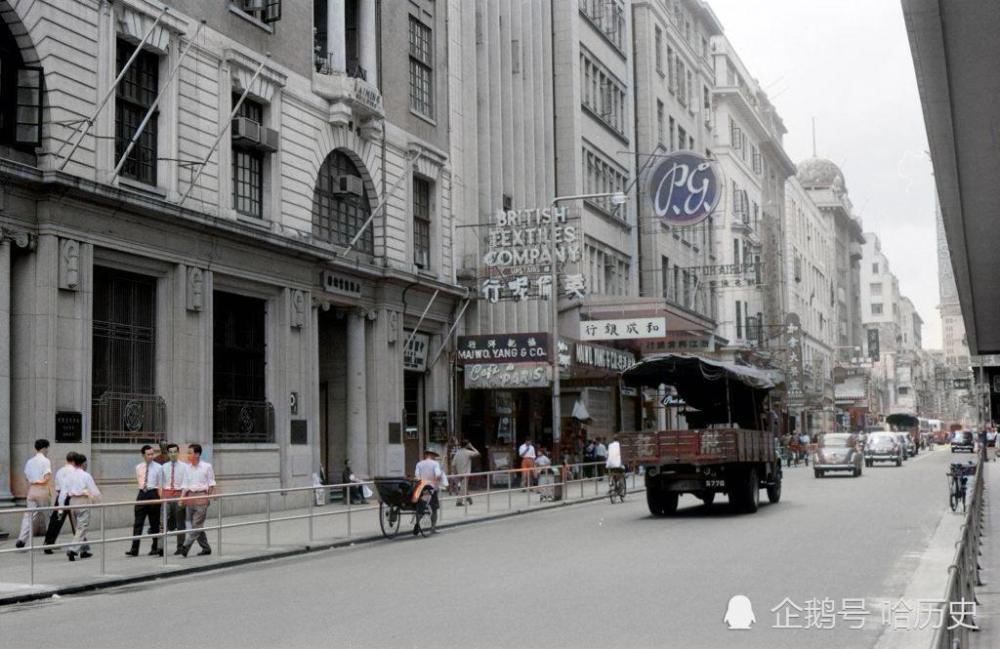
[648,151,721,226]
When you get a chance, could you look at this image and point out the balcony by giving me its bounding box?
[313,52,384,129]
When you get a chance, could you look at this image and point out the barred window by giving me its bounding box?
[413,175,431,269]
[409,17,433,117]
[232,94,264,218]
[213,291,273,443]
[115,40,158,184]
[312,149,373,254]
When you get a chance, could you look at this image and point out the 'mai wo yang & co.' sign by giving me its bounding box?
[648,151,721,226]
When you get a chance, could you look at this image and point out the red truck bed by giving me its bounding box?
[619,429,776,466]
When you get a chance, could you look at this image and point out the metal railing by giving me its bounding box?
[0,461,636,586]
[932,459,986,649]
[213,399,275,443]
[92,392,167,444]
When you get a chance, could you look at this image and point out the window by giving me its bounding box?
[871,303,883,315]
[667,47,675,93]
[233,0,282,24]
[669,116,675,151]
[677,126,687,151]
[313,149,374,254]
[676,58,687,106]
[579,0,625,50]
[872,262,879,274]
[580,49,627,137]
[582,145,628,217]
[91,267,160,444]
[409,17,433,118]
[213,291,273,443]
[115,40,158,184]
[413,175,431,269]
[736,301,743,339]
[656,100,665,145]
[232,94,264,218]
[655,27,663,74]
[870,282,882,296]
[733,238,741,265]
[661,256,671,300]
[0,19,43,149]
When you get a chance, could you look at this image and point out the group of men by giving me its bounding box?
[13,439,217,560]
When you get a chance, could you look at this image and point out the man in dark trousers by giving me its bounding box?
[159,443,189,555]
[126,445,163,556]
[42,451,79,554]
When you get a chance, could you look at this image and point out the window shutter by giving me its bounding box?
[15,67,43,147]
[263,0,282,23]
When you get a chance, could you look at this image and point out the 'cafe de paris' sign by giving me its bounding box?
[647,150,722,226]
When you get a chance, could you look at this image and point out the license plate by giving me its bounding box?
[705,479,725,488]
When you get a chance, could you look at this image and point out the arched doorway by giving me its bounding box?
[312,148,374,255]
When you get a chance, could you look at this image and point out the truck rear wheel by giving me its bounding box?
[766,478,782,504]
[646,487,678,516]
[727,467,760,513]
[744,468,760,513]
[699,491,716,507]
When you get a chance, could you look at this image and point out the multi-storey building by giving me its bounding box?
[936,200,970,367]
[0,0,463,512]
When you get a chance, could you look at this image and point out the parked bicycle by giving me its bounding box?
[947,461,976,513]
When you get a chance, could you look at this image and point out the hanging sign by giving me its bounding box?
[464,362,552,389]
[580,317,666,341]
[648,151,722,226]
[403,331,430,371]
[481,207,580,275]
[456,333,550,364]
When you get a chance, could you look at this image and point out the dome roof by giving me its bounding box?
[797,157,846,192]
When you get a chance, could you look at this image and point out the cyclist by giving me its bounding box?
[606,435,626,499]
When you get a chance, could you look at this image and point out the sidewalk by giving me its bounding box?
[0,474,633,605]
[972,460,1000,648]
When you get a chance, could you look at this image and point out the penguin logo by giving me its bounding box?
[723,595,756,630]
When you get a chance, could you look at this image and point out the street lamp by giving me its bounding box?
[549,191,627,452]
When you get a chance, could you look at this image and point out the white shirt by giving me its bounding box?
[181,461,216,492]
[606,441,623,469]
[24,453,52,485]
[54,463,76,505]
[64,468,101,500]
[414,459,443,485]
[160,460,189,491]
[135,461,163,490]
[595,443,608,458]
[518,443,536,459]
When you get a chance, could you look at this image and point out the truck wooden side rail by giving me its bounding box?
[619,428,781,515]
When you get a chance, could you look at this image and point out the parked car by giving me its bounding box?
[814,433,864,478]
[951,430,976,453]
[864,433,904,467]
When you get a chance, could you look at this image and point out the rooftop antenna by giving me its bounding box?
[811,117,817,157]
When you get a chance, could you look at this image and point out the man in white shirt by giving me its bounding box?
[518,439,536,488]
[450,440,480,506]
[178,443,216,557]
[595,438,609,477]
[159,443,189,555]
[127,445,164,557]
[16,439,53,548]
[605,436,623,470]
[64,453,101,561]
[43,451,80,553]
[413,449,445,534]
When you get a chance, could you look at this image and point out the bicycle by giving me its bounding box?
[947,462,974,513]
[608,467,627,503]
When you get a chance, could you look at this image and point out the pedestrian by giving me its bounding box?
[178,444,215,557]
[43,451,79,554]
[341,459,367,504]
[583,438,597,477]
[450,439,480,505]
[16,439,53,549]
[595,437,608,477]
[159,443,189,555]
[518,438,536,488]
[413,449,445,534]
[535,448,554,501]
[64,453,100,562]
[446,437,461,497]
[126,445,163,557]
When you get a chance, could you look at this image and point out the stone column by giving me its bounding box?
[346,310,368,472]
[327,0,347,73]
[358,0,377,85]
[0,239,12,502]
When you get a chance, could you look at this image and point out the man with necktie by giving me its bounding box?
[159,443,189,555]
[178,443,216,557]
[126,445,163,557]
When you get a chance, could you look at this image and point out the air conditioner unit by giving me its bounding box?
[259,126,279,152]
[242,0,266,12]
[333,175,364,198]
[232,116,261,144]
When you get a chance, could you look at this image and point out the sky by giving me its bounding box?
[707,0,941,349]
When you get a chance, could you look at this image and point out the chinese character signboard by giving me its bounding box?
[580,317,667,341]
[464,362,552,389]
[574,343,636,372]
[647,151,722,227]
[867,328,880,362]
[479,273,587,303]
[403,331,430,372]
[786,313,804,401]
[456,333,550,364]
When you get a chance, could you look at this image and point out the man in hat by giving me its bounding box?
[413,449,445,534]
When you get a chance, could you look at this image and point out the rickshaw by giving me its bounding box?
[373,477,435,538]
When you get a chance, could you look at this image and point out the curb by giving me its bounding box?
[0,487,640,606]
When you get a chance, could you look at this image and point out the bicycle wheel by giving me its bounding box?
[414,504,432,537]
[617,477,627,503]
[380,502,401,538]
[949,491,958,512]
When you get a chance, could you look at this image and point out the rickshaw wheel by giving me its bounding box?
[380,502,401,538]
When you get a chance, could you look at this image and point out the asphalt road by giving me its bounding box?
[0,447,962,649]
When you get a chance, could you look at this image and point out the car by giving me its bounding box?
[864,433,904,467]
[893,433,913,459]
[951,430,976,453]
[814,433,864,478]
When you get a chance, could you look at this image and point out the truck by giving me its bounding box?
[617,353,783,516]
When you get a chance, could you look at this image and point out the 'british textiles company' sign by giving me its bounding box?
[456,334,550,365]
[464,362,552,390]
[580,317,666,342]
[648,151,721,227]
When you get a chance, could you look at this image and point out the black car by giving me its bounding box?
[951,430,976,453]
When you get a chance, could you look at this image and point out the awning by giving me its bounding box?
[834,376,866,401]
